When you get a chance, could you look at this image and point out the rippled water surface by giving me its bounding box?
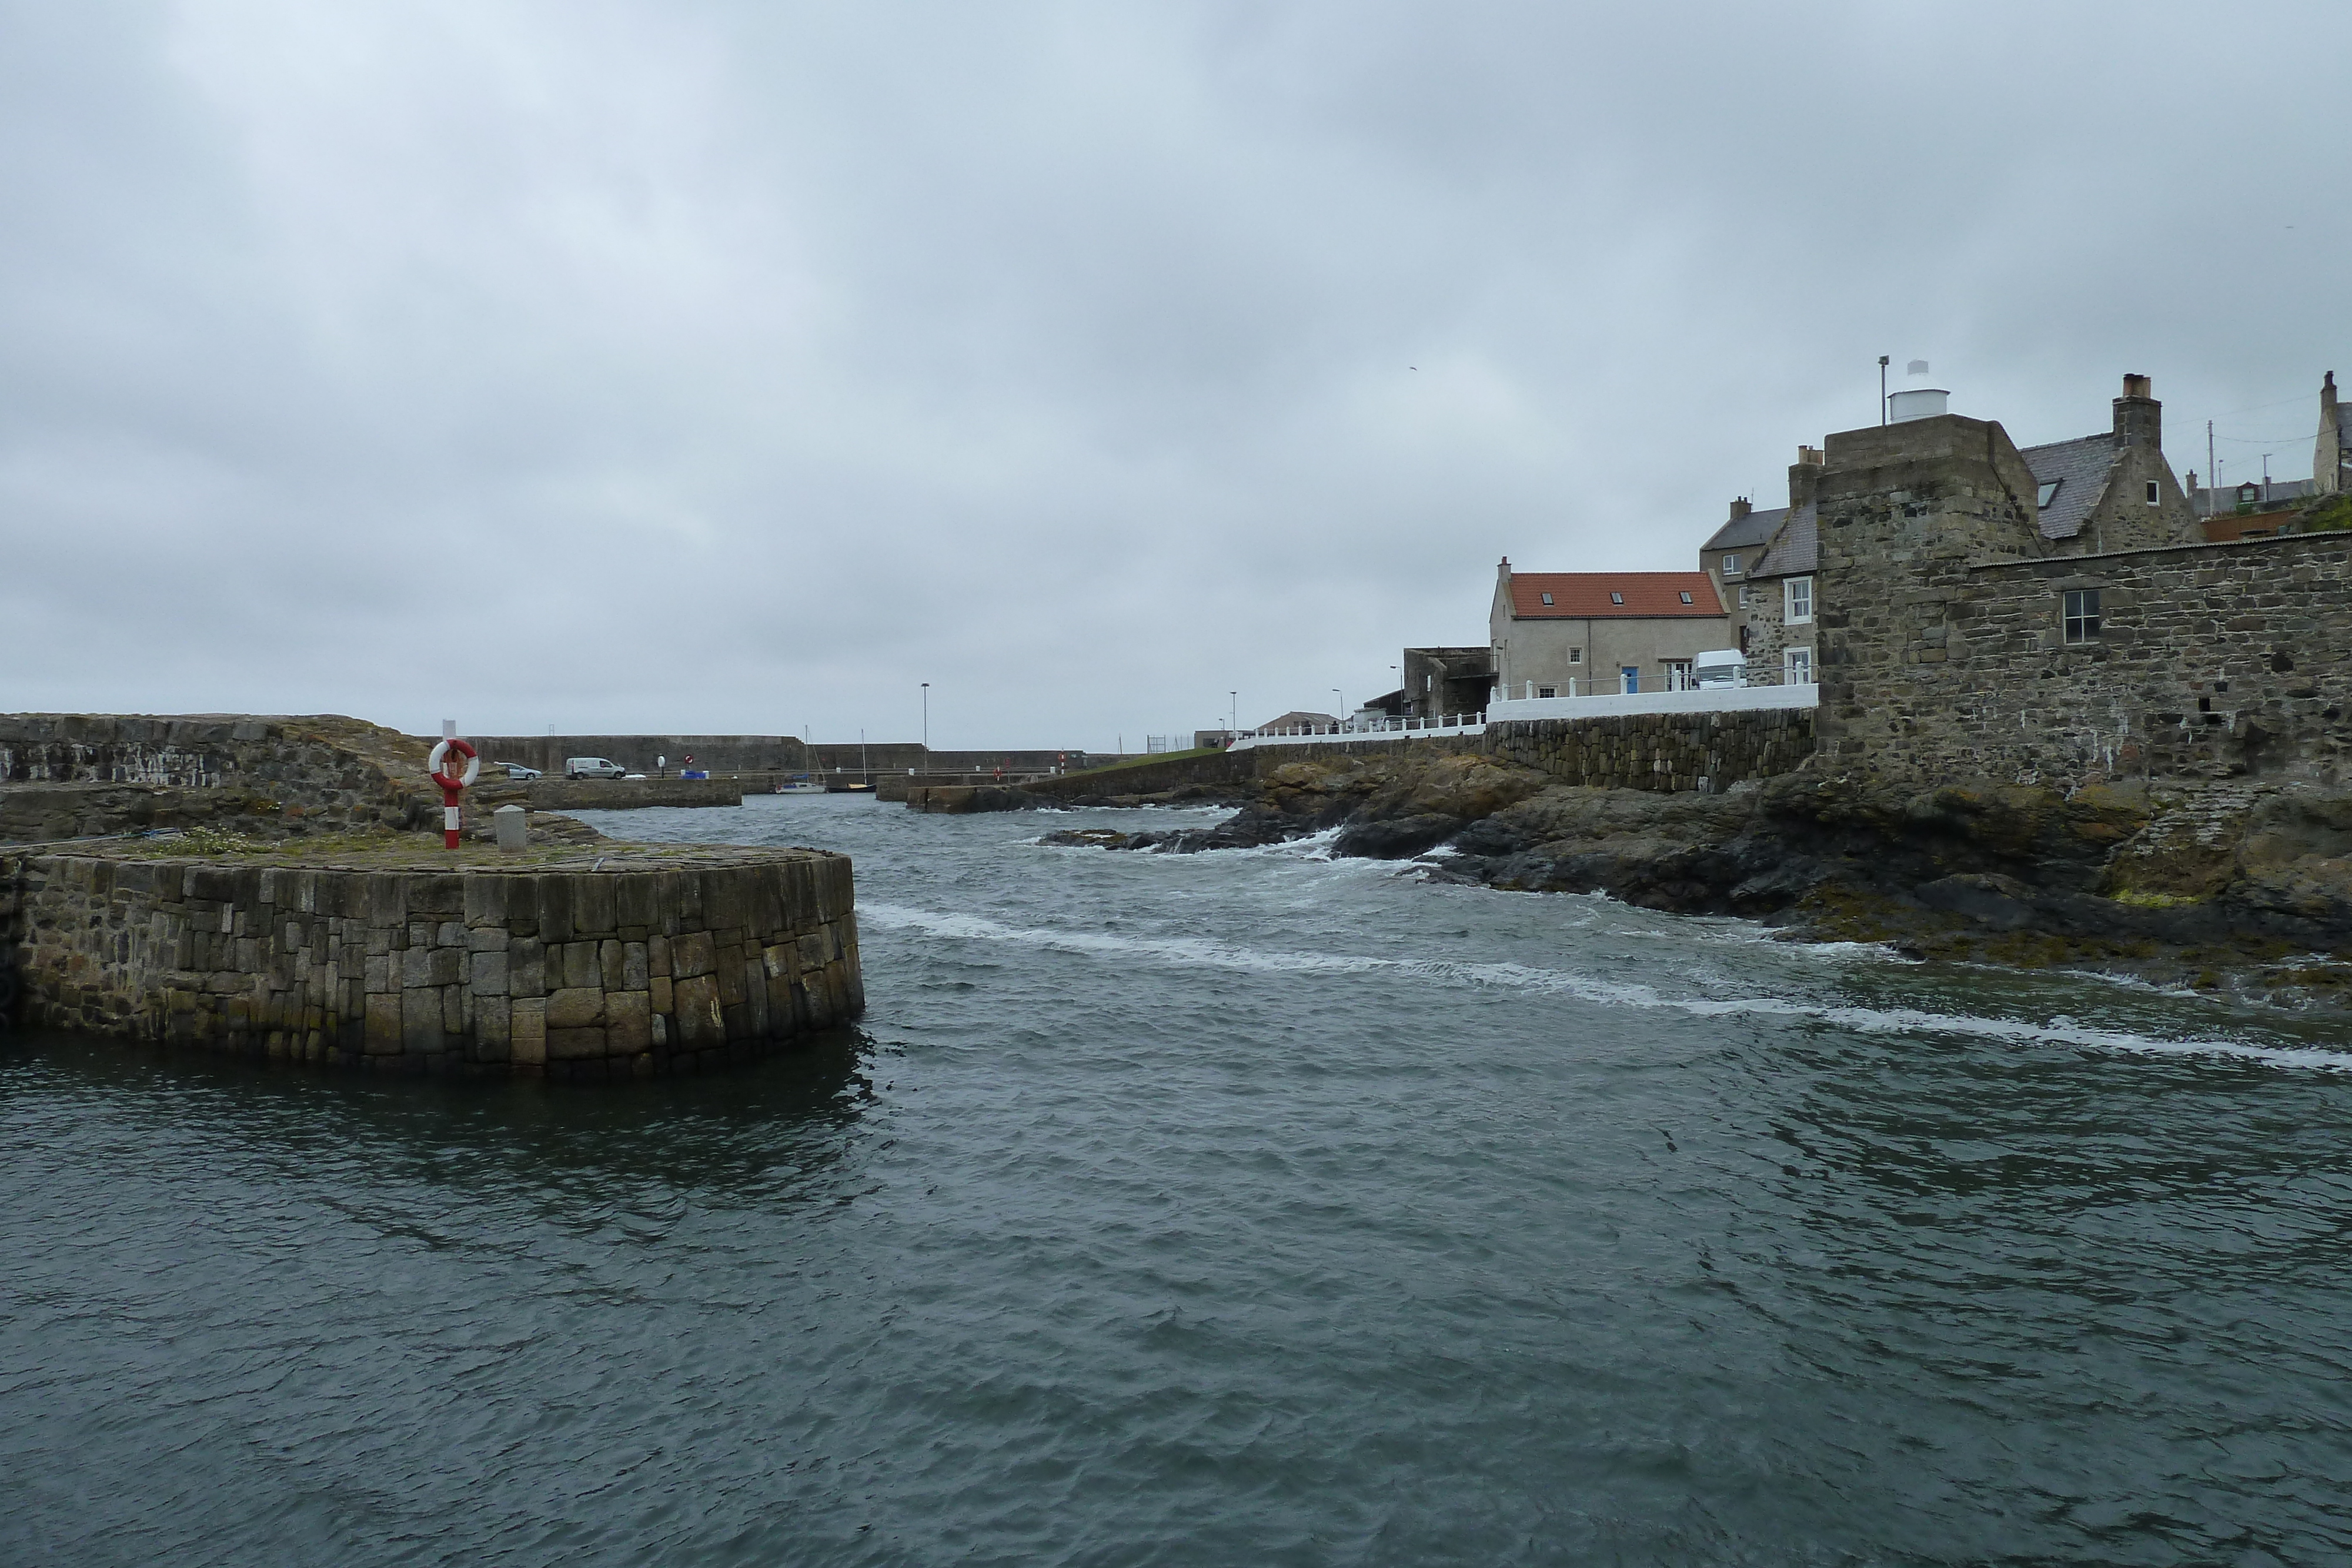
[8,794,2352,1564]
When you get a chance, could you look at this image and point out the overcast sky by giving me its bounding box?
[4,2,2346,750]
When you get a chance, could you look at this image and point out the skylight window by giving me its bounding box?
[2037,480,2061,508]
[1679,591,1693,604]
[1609,592,1623,605]
[1539,592,1553,606]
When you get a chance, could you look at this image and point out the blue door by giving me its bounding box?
[1619,666,1640,694]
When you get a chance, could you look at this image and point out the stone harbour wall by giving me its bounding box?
[0,850,862,1081]
[1485,710,1816,791]
[0,713,435,843]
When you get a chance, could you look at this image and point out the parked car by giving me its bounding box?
[564,756,628,780]
[496,762,542,780]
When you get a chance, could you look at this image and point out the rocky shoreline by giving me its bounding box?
[1041,753,2352,1011]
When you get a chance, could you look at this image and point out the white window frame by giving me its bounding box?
[1721,554,1742,577]
[1566,647,1582,664]
[1536,686,1556,699]
[2145,480,2160,505]
[1785,576,1814,625]
[1783,646,1814,685]
[1663,660,1694,692]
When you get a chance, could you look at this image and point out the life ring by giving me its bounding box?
[428,737,480,792]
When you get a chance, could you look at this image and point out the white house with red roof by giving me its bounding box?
[1488,560,1729,699]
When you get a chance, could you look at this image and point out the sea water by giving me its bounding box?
[4,793,2350,1564]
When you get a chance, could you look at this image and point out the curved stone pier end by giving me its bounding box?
[0,845,863,1082]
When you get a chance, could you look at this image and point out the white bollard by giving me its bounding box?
[493,803,529,853]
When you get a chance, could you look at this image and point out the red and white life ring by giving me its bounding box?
[428,737,480,791]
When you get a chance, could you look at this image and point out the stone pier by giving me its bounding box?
[0,844,862,1082]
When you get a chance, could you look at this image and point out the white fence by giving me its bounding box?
[1227,713,1487,751]
[1224,685,1820,751]
[1484,683,1818,722]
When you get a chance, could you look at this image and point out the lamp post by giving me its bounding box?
[921,683,930,770]
[1230,690,1237,743]
[1332,688,1344,734]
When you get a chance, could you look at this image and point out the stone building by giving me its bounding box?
[1488,560,1728,698]
[1401,646,1497,720]
[1808,406,2352,787]
[2315,370,2350,495]
[1717,375,2203,687]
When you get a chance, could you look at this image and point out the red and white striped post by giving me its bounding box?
[427,720,479,851]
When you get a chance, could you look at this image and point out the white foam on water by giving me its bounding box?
[858,901,2352,1074]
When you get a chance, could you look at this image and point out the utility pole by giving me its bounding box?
[1879,355,1890,425]
[2207,420,2217,519]
[921,683,930,771]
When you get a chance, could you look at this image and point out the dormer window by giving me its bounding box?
[1609,592,1623,605]
[1539,592,1553,606]
[1679,591,1693,604]
[2037,480,2060,508]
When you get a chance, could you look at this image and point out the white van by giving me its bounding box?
[1693,649,1748,688]
[564,756,628,780]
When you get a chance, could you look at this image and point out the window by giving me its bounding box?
[1722,554,1742,577]
[1784,647,1813,684]
[1536,686,1556,698]
[1663,660,1694,691]
[1679,591,1693,604]
[1539,592,1553,606]
[1609,591,1624,605]
[2145,480,2160,505]
[1567,647,1582,664]
[2037,480,2060,508]
[2063,588,2102,643]
[1785,576,1814,624]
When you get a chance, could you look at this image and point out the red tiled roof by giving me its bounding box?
[1505,572,1725,618]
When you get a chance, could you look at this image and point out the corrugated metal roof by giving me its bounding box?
[1700,507,1785,553]
[2020,433,2120,540]
[1505,572,1725,618]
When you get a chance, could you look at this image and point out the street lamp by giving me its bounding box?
[921,683,930,768]
[1230,690,1238,741]
[1332,688,1344,734]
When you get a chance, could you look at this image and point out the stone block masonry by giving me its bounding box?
[1,713,437,844]
[1808,412,2352,789]
[1015,720,1817,803]
[1,847,863,1082]
[1485,710,1815,791]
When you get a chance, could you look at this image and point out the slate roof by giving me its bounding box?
[1505,572,1725,618]
[2019,434,2120,540]
[2190,478,2316,512]
[1746,503,1817,579]
[1699,507,1785,554]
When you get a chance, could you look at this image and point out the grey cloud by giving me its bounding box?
[2,0,2346,745]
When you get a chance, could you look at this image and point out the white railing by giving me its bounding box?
[1227,713,1487,751]
[1485,683,1818,721]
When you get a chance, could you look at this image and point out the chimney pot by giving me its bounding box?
[2122,373,2152,400]
[1728,498,1752,521]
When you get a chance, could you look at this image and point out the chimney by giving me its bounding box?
[1788,446,1825,511]
[1728,498,1751,522]
[2114,372,2161,450]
